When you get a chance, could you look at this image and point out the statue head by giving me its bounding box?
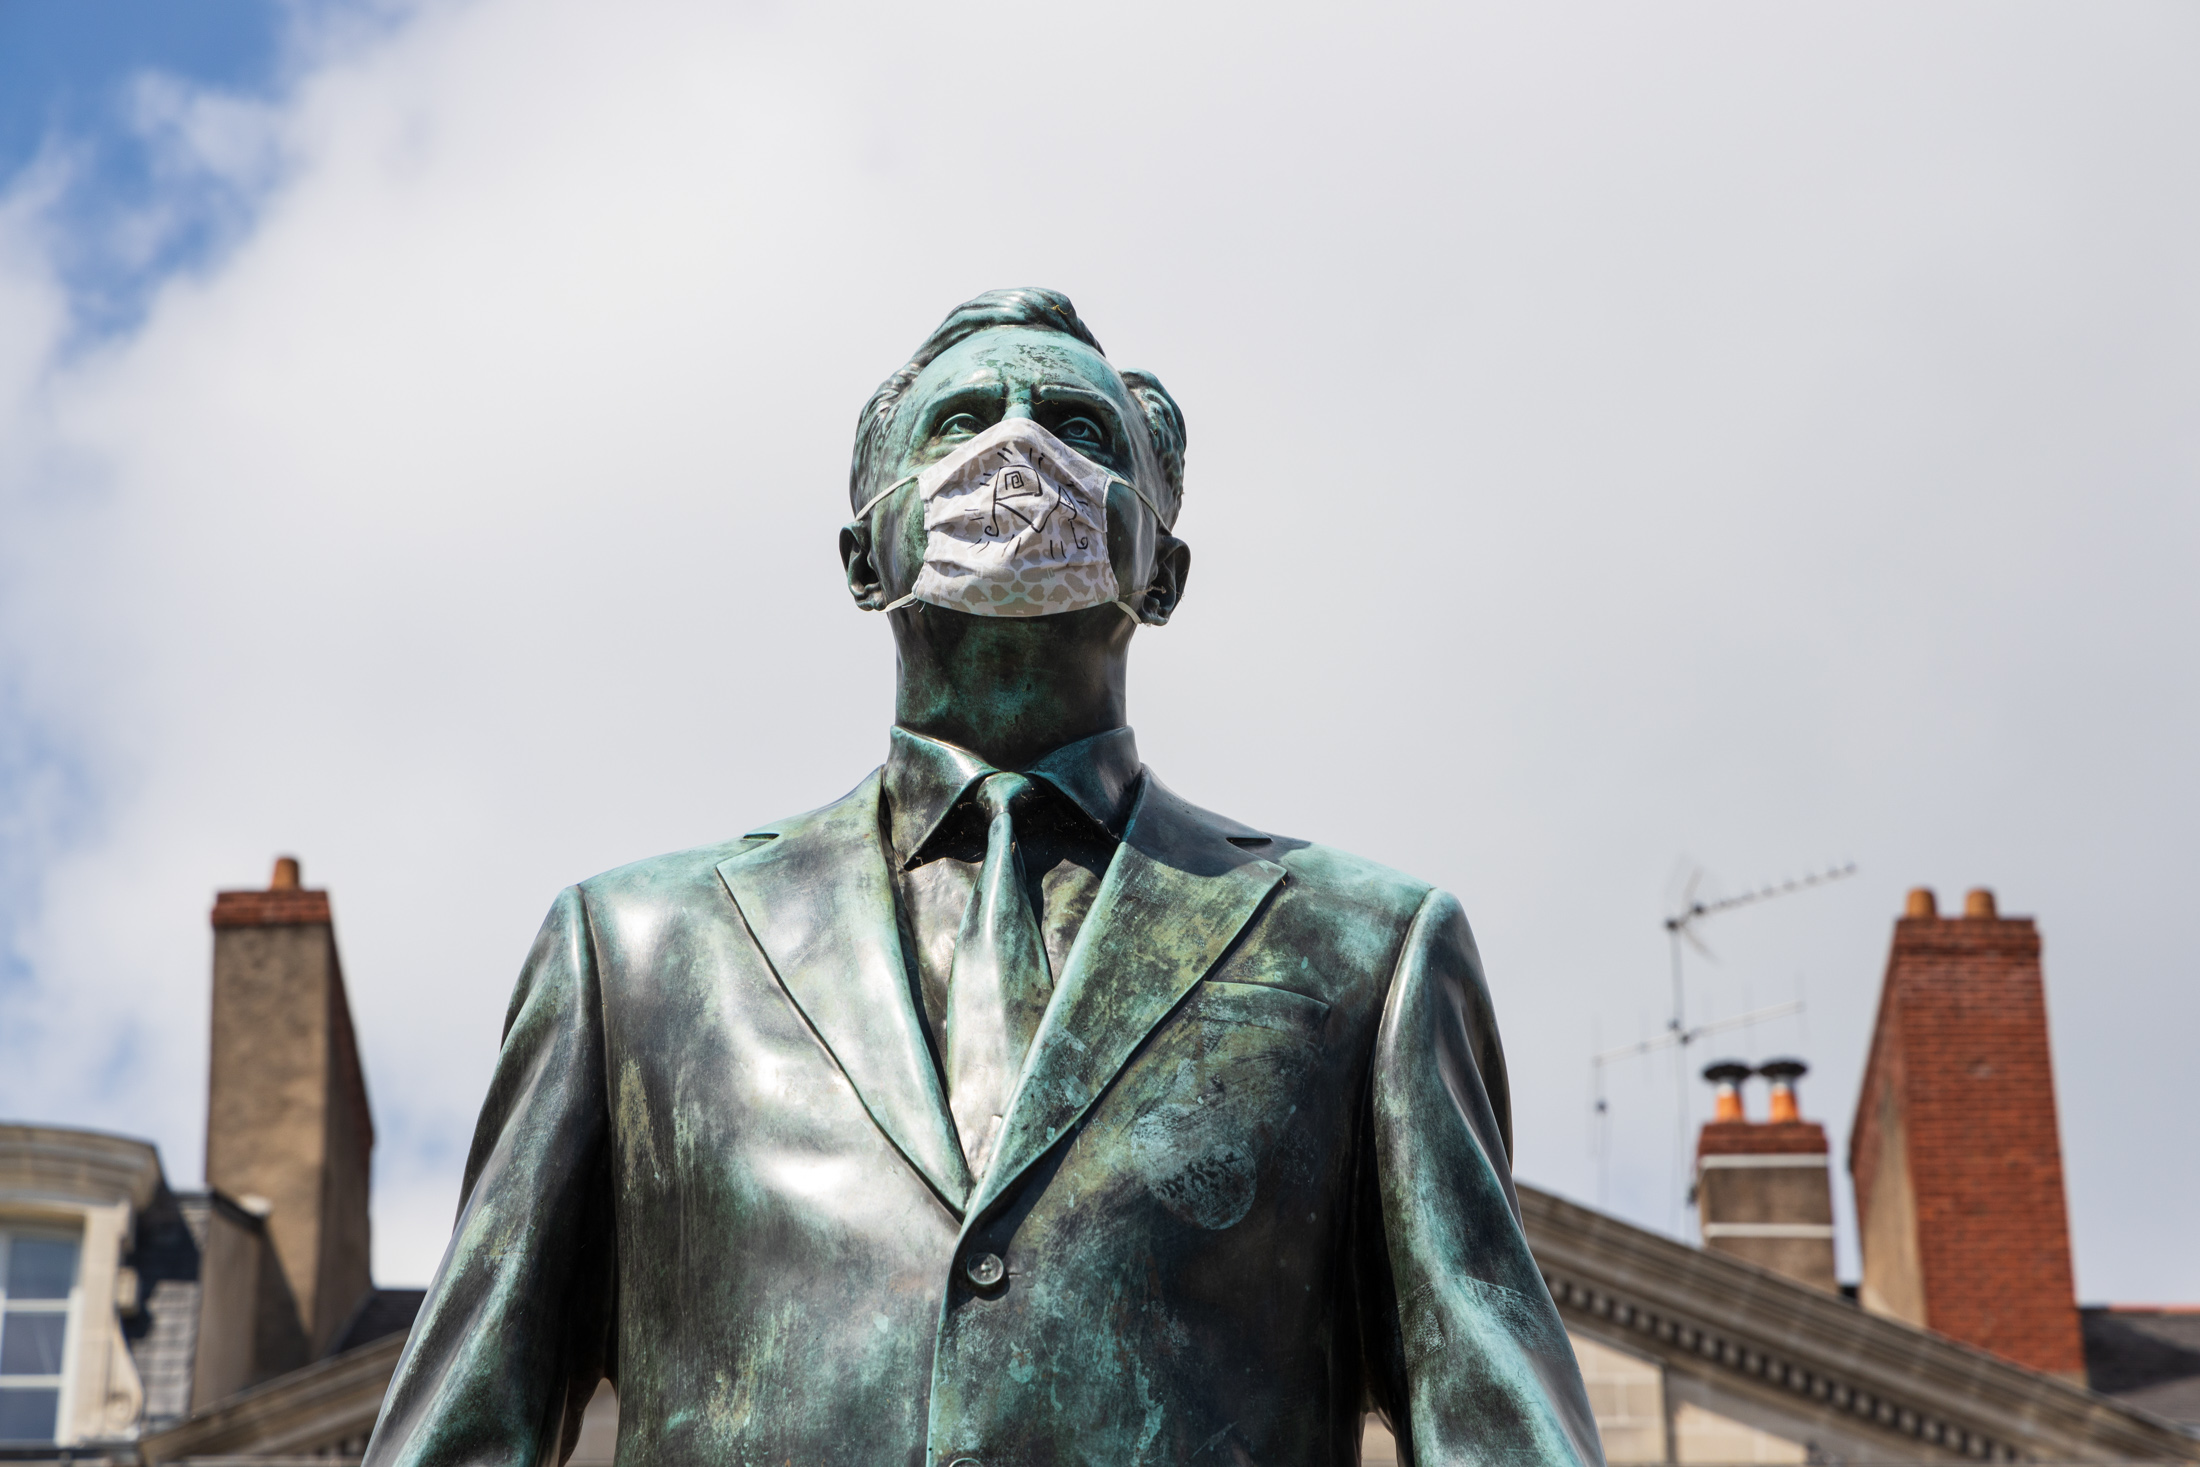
[839,289,1190,632]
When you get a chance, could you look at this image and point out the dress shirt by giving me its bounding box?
[881,725,1142,1060]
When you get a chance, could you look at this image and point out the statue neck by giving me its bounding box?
[890,610,1131,771]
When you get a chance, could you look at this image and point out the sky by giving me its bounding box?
[0,0,2193,1302]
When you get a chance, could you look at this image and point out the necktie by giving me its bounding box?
[944,772,1053,1175]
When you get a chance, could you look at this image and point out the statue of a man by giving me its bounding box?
[365,290,1602,1467]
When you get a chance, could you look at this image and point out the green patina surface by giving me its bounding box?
[361,291,1602,1467]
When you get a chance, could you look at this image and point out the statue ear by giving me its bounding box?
[1137,534,1190,626]
[840,521,888,610]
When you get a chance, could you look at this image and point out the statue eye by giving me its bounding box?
[1059,416,1104,446]
[936,413,983,440]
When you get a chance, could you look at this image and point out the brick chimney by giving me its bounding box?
[205,857,375,1361]
[1848,886,2085,1379]
[1694,1059,1838,1292]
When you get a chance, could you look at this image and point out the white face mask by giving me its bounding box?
[857,418,1160,620]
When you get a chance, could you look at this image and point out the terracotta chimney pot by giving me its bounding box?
[1964,887,1997,919]
[1759,1058,1808,1123]
[1702,1061,1751,1123]
[271,856,302,891]
[1905,887,1937,918]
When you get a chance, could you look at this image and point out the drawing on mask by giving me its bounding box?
[979,446,1097,558]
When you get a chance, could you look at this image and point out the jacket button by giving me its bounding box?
[964,1251,1005,1288]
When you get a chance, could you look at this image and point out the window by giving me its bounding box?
[0,1230,80,1444]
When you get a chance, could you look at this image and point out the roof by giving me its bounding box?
[1518,1184,2199,1462]
[327,1290,425,1359]
[137,1334,404,1463]
[2085,1309,2200,1433]
[124,1191,227,1431]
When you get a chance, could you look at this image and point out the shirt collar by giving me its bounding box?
[883,725,1142,865]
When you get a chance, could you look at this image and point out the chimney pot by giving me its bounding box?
[1758,1058,1808,1123]
[1905,887,1937,918]
[271,856,302,891]
[1702,1060,1751,1122]
[1964,887,1997,919]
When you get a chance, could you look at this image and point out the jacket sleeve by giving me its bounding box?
[1358,888,1603,1467]
[364,887,617,1467]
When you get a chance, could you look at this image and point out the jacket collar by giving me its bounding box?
[716,761,1283,1222]
[716,770,975,1213]
[882,725,1142,865]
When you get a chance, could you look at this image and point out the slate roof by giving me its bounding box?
[119,1188,422,1435]
[326,1290,425,1359]
[124,1191,215,1431]
[2085,1308,2200,1432]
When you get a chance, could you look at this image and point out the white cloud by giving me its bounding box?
[1,0,2195,1297]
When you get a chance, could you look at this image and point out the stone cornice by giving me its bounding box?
[0,1125,164,1213]
[1518,1185,2198,1463]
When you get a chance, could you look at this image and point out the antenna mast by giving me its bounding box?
[1592,861,1856,1222]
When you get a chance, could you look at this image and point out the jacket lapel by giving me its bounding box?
[716,772,975,1214]
[968,774,1287,1220]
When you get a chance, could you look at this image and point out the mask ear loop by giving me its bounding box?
[1110,474,1170,625]
[854,472,915,522]
[853,474,921,614]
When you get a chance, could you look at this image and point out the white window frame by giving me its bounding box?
[0,1226,83,1445]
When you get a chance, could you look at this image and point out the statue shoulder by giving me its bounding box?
[1265,837,1439,934]
[573,771,883,916]
[1143,776,1436,934]
[571,833,765,911]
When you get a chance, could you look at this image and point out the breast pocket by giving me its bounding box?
[1180,979,1331,1044]
[1128,982,1335,1231]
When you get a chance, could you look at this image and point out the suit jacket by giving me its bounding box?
[363,767,1602,1467]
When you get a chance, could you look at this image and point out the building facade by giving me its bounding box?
[0,861,419,1462]
[1,874,2194,1465]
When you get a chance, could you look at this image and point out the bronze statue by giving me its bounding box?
[363,290,1602,1467]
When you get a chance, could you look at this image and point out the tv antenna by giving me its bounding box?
[1590,860,1856,1221]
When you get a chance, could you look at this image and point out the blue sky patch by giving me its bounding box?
[0,0,316,337]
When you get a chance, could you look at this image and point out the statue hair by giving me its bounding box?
[849,288,1186,530]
